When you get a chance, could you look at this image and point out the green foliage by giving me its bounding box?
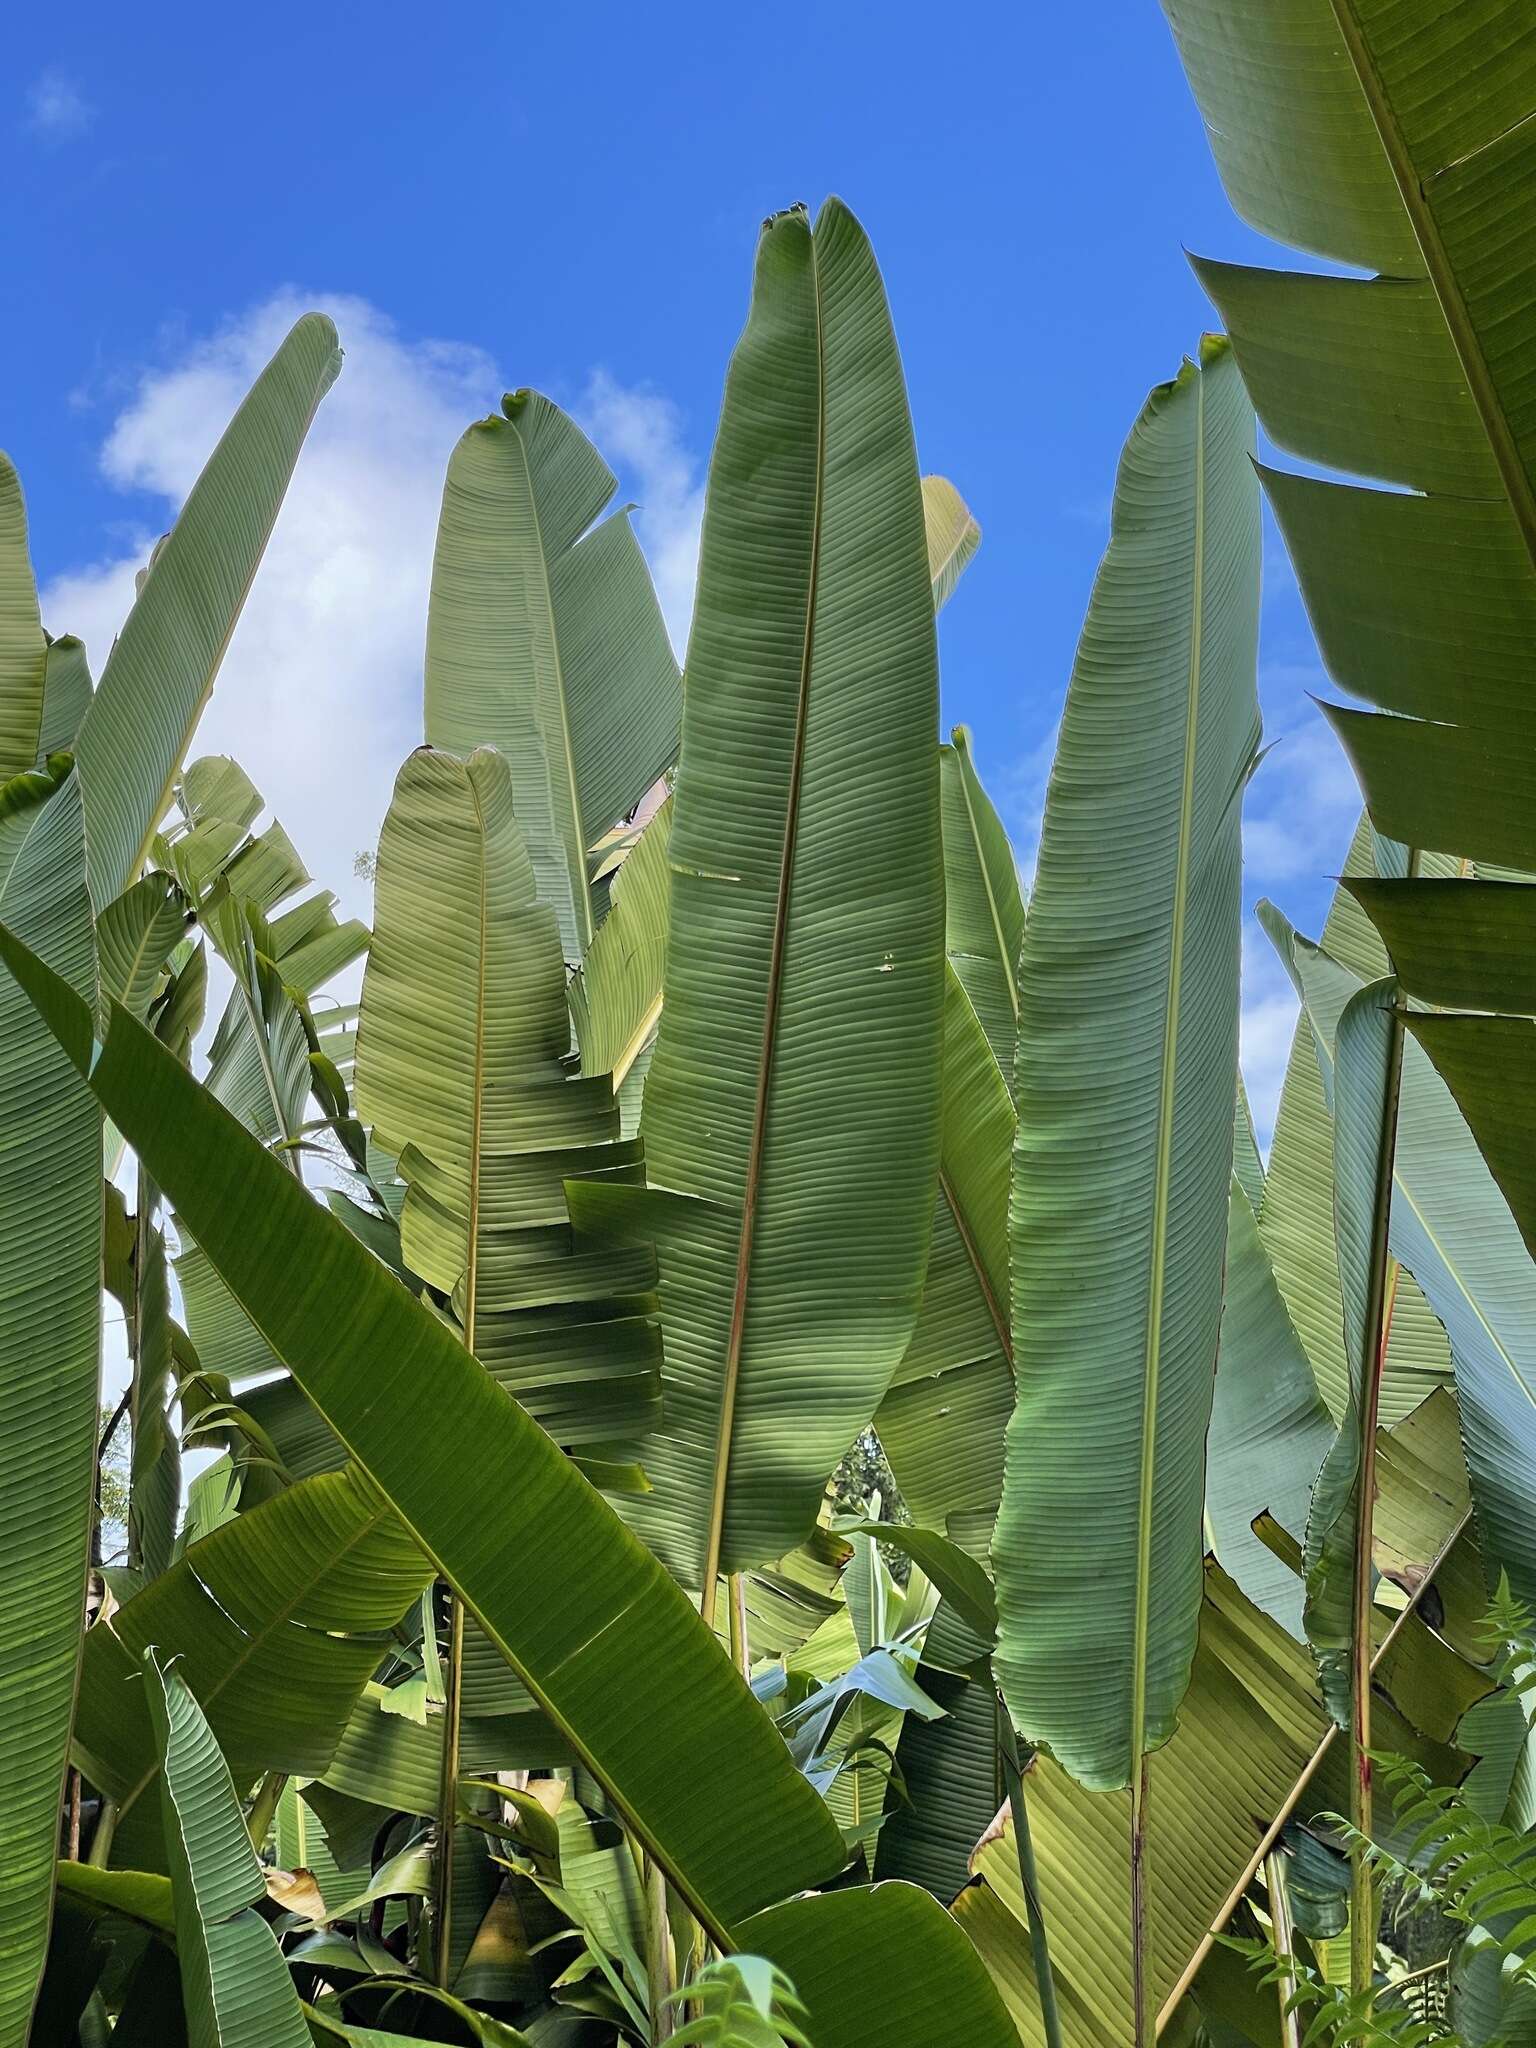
[664,1957,814,2047]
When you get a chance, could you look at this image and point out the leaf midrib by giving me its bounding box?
[954,743,1019,1031]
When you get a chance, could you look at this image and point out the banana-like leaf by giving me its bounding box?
[939,728,1023,1080]
[1301,981,1396,1724]
[740,1881,1019,2048]
[1161,0,1536,1353]
[876,969,1013,1552]
[422,391,682,966]
[1263,908,1536,1612]
[72,315,340,911]
[0,455,46,780]
[141,1647,313,2048]
[568,794,671,1102]
[1256,820,1453,1426]
[35,636,93,763]
[1406,1014,1536,1268]
[0,767,98,2041]
[1232,1078,1263,1213]
[0,932,847,1937]
[993,338,1261,1792]
[74,1467,431,1871]
[96,873,191,1021]
[1207,1184,1332,1639]
[353,746,661,1443]
[922,476,982,614]
[567,200,944,1594]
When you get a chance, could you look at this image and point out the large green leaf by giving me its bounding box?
[422,390,682,966]
[353,746,660,1445]
[1161,0,1536,1347]
[993,337,1261,1793]
[939,728,1023,1080]
[1262,909,1536,1615]
[141,1647,313,2048]
[35,636,93,764]
[1256,821,1453,1427]
[1207,1183,1332,1639]
[567,199,944,1595]
[1300,980,1395,1726]
[0,767,98,2042]
[568,794,671,1106]
[72,315,340,911]
[0,933,847,1939]
[740,1882,1019,2048]
[73,1467,431,1870]
[876,968,1013,1553]
[0,455,47,780]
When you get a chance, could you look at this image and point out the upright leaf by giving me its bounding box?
[939,727,1024,1079]
[0,767,97,2041]
[141,1648,312,2048]
[568,199,945,1596]
[423,392,682,966]
[72,315,340,910]
[0,455,46,780]
[994,337,1260,1791]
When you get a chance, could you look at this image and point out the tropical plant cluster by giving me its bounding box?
[3,6,1535,2046]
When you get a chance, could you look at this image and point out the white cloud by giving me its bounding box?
[25,68,92,140]
[42,297,705,923]
[1239,924,1299,1150]
[1243,699,1362,885]
[578,369,704,657]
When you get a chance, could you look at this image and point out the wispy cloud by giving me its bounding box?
[578,369,704,658]
[25,68,93,141]
[40,297,708,921]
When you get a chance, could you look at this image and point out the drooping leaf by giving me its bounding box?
[567,199,945,1593]
[422,391,682,966]
[96,873,191,1022]
[35,635,93,763]
[0,932,848,1939]
[73,1466,431,1870]
[922,475,982,614]
[141,1647,313,2048]
[993,337,1261,1792]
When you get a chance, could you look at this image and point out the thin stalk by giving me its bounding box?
[996,1692,1064,2048]
[87,1799,118,1869]
[126,1161,151,1572]
[645,1853,675,2045]
[726,1572,751,1680]
[433,1593,466,1987]
[1349,854,1419,2002]
[1131,1759,1153,2048]
[245,1770,287,1854]
[65,1769,82,1862]
[1264,1849,1303,2048]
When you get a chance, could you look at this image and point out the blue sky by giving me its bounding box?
[6,2,1359,1134]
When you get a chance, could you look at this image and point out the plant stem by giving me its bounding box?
[1349,858,1418,2003]
[726,1572,751,1680]
[65,1769,81,1862]
[87,1798,118,1868]
[645,1852,675,2044]
[433,1592,465,1987]
[1264,1848,1303,2048]
[1131,1756,1152,2048]
[245,1769,287,1854]
[996,1691,1064,2048]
